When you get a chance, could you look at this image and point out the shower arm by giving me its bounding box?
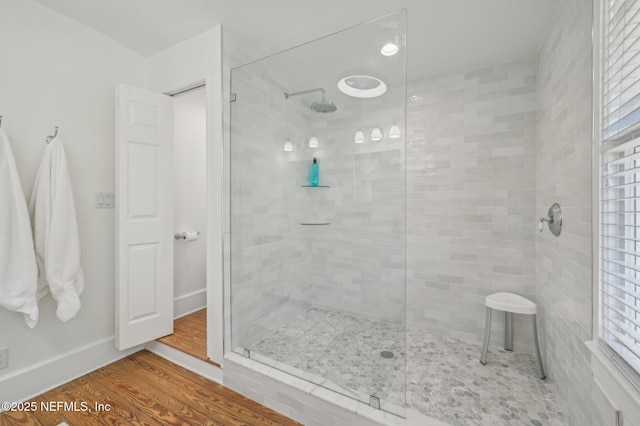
[284,88,325,100]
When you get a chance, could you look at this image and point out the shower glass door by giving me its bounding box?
[229,10,406,417]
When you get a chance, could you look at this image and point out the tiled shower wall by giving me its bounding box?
[228,57,314,350]
[304,62,539,341]
[405,60,539,352]
[536,0,598,424]
[228,57,541,351]
[308,91,406,324]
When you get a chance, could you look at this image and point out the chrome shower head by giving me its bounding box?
[284,88,338,113]
[311,97,338,113]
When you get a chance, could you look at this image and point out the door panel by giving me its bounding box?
[127,243,158,322]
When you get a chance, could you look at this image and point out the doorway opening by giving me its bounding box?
[156,85,214,365]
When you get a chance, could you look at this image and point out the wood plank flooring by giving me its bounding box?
[157,308,219,366]
[0,350,302,426]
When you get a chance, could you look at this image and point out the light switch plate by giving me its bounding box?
[95,192,115,209]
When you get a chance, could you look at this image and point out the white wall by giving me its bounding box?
[0,0,225,401]
[0,0,146,401]
[145,28,221,94]
[173,87,207,316]
[144,25,224,363]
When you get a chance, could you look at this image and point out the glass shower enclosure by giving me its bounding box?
[230,11,406,416]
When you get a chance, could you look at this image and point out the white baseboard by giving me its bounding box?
[174,288,206,319]
[0,337,142,407]
[145,340,223,384]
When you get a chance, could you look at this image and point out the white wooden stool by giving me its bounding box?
[479,292,546,379]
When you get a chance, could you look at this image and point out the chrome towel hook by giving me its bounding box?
[539,203,562,236]
[46,126,58,143]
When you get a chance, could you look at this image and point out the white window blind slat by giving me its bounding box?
[601,195,640,202]
[608,31,640,74]
[604,81,640,121]
[604,25,640,78]
[602,148,640,168]
[601,169,640,181]
[603,322,640,358]
[603,293,640,327]
[608,0,630,25]
[601,270,640,290]
[602,246,640,259]
[602,258,640,278]
[603,292,640,317]
[602,223,640,235]
[607,1,627,30]
[605,68,640,107]
[603,283,637,302]
[601,212,640,223]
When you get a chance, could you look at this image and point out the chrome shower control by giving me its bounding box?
[539,203,562,236]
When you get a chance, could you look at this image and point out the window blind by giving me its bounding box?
[600,0,640,376]
[603,0,640,144]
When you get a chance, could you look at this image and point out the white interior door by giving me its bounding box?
[115,83,174,350]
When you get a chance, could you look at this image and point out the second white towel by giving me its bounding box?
[29,136,84,322]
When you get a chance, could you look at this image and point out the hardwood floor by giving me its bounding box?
[157,308,219,366]
[0,350,302,426]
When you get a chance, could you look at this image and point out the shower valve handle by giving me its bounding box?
[538,203,562,236]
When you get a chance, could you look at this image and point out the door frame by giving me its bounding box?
[139,25,224,365]
[205,75,224,364]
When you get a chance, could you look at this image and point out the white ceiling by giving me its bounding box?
[32,0,557,81]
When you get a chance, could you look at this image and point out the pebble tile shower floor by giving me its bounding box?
[250,308,566,426]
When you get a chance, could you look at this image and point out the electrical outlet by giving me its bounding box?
[0,347,8,369]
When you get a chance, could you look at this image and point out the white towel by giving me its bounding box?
[29,136,84,322]
[0,129,39,328]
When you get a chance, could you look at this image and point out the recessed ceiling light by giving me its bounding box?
[309,136,318,148]
[283,140,293,152]
[354,131,365,144]
[337,76,387,98]
[381,42,399,56]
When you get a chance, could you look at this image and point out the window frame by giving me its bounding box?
[594,0,640,392]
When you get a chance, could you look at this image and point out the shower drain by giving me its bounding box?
[380,351,394,359]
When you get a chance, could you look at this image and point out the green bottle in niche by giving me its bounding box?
[310,157,319,186]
